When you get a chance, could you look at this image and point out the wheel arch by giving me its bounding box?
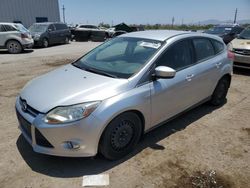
[5,38,22,48]
[220,73,232,87]
[97,109,145,151]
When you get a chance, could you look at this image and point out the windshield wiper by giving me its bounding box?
[84,67,118,78]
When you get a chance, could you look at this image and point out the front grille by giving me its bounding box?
[19,97,40,117]
[233,48,250,56]
[234,62,250,68]
[16,110,32,139]
[35,128,54,148]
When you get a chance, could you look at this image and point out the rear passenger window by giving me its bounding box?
[156,40,194,70]
[3,25,17,32]
[211,40,224,54]
[193,38,215,62]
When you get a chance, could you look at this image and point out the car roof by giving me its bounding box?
[119,30,224,43]
[0,22,20,26]
[119,30,192,41]
[32,22,65,25]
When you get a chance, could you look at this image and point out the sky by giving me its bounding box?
[58,0,250,25]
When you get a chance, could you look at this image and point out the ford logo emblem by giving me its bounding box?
[21,100,28,112]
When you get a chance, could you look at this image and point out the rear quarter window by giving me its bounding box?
[193,38,215,62]
[0,25,5,32]
[211,39,224,54]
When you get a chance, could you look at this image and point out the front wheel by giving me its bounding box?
[42,38,49,48]
[7,40,22,54]
[210,77,230,106]
[65,37,70,44]
[99,112,142,160]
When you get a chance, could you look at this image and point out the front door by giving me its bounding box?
[150,39,198,126]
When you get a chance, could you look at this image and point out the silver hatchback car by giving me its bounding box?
[16,30,233,160]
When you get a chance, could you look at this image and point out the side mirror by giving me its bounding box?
[48,28,52,32]
[154,66,176,79]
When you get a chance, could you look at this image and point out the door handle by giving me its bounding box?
[215,62,222,68]
[186,74,194,81]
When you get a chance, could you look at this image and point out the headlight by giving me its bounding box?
[34,34,40,40]
[227,43,233,51]
[44,101,101,124]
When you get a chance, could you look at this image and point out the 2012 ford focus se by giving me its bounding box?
[16,30,233,160]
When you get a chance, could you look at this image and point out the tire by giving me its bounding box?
[42,38,49,48]
[65,37,70,44]
[6,40,22,54]
[210,77,230,106]
[99,112,142,160]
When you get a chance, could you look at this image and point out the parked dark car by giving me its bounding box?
[204,24,244,44]
[29,22,71,48]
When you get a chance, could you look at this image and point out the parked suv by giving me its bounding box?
[16,31,233,160]
[0,23,33,54]
[204,24,244,44]
[29,22,71,48]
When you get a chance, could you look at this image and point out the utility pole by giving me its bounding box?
[172,17,175,28]
[234,8,238,24]
[62,5,66,23]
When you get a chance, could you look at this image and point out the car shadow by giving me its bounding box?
[0,49,34,54]
[16,102,223,178]
[233,67,250,76]
[32,43,70,49]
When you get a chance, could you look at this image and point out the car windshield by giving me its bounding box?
[239,27,250,39]
[29,24,48,33]
[205,27,233,35]
[73,37,163,79]
[14,24,29,33]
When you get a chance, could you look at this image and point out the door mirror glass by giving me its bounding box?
[154,66,176,79]
[48,28,52,32]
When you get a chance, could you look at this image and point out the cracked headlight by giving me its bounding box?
[44,101,101,124]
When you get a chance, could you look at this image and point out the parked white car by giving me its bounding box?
[0,23,34,54]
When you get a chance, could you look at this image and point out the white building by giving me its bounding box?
[0,0,60,27]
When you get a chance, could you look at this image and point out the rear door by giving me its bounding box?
[190,37,223,100]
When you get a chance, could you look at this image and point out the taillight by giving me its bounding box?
[21,33,29,39]
[227,50,235,61]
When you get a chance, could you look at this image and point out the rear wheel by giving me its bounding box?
[210,77,230,106]
[7,40,22,54]
[99,112,142,160]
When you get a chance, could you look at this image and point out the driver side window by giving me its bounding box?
[156,39,194,71]
[48,24,55,31]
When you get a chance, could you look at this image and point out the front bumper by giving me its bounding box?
[15,97,104,157]
[233,53,250,69]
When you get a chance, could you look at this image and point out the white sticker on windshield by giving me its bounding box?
[140,42,161,49]
[225,28,232,31]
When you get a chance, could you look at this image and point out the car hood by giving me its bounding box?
[20,64,129,113]
[231,38,250,49]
